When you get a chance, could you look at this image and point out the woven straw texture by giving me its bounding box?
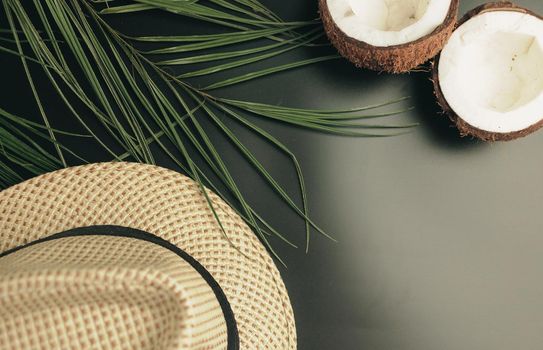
[0,162,296,349]
[0,235,228,350]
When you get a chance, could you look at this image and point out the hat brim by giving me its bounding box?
[0,162,296,349]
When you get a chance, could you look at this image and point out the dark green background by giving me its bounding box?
[2,1,543,349]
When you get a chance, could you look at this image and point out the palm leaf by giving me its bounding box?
[0,0,413,261]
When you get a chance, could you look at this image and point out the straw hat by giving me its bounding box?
[0,162,296,349]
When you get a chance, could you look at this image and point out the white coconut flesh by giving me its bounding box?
[438,10,543,134]
[326,0,452,47]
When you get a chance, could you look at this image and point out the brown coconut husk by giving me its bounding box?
[432,2,543,142]
[319,0,460,73]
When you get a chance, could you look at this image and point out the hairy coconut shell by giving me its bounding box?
[319,0,459,73]
[432,2,543,142]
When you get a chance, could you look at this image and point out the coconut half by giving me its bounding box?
[434,2,543,141]
[319,0,459,73]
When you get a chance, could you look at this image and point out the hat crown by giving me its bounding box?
[0,233,230,350]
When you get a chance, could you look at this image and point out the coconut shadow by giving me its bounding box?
[409,66,485,150]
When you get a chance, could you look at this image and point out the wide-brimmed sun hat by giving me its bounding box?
[0,162,296,349]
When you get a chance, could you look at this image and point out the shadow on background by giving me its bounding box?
[409,66,484,151]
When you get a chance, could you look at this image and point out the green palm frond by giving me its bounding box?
[0,0,414,262]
